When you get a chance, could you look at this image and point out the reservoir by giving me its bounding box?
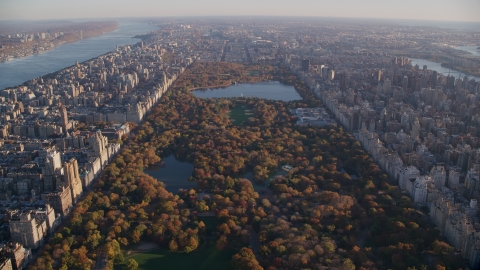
[410,58,480,81]
[193,81,302,101]
[145,155,196,193]
[0,21,157,90]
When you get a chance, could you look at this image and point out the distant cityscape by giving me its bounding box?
[0,21,119,62]
[0,17,479,269]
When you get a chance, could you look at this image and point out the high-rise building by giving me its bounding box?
[9,211,46,249]
[88,131,107,156]
[430,165,446,189]
[40,149,62,192]
[455,77,463,90]
[402,75,409,92]
[322,66,329,79]
[432,71,438,86]
[32,205,57,234]
[328,69,335,80]
[0,257,12,270]
[338,72,347,90]
[383,78,391,94]
[301,59,309,72]
[61,159,83,204]
[60,105,68,133]
[446,75,455,89]
[42,187,72,217]
[0,242,27,270]
[448,168,460,189]
[375,70,382,81]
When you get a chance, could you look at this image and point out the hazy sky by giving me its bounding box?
[1,0,479,22]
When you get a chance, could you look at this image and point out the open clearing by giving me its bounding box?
[228,106,251,126]
[117,243,235,270]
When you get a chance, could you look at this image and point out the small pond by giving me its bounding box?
[145,155,196,193]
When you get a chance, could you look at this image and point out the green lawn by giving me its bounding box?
[118,244,235,270]
[228,106,251,126]
[247,70,260,76]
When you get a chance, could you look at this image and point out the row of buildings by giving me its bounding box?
[0,23,201,268]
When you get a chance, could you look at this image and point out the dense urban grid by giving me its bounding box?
[0,18,479,269]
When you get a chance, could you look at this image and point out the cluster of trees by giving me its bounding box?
[29,62,465,270]
[174,62,276,90]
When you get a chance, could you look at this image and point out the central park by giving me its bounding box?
[29,62,465,270]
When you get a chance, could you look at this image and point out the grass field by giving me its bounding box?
[228,106,251,126]
[247,70,260,76]
[118,244,235,270]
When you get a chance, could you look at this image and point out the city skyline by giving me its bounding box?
[1,0,480,22]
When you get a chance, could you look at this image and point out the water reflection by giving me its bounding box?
[145,155,196,193]
[193,81,302,101]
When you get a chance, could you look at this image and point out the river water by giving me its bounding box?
[0,20,157,90]
[455,46,480,57]
[410,58,480,81]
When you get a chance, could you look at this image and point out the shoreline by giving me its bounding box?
[0,21,119,63]
[188,80,281,91]
[0,21,157,91]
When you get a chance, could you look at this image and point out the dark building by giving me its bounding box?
[446,75,455,89]
[301,58,310,72]
[338,72,347,90]
[402,75,408,92]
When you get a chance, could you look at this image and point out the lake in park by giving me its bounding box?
[145,156,196,193]
[149,81,301,192]
[192,81,302,101]
[145,155,288,192]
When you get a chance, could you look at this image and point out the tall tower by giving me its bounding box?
[376,70,382,81]
[63,158,83,203]
[402,75,409,92]
[339,72,347,90]
[88,131,106,156]
[9,211,45,249]
[60,105,68,133]
[301,59,310,72]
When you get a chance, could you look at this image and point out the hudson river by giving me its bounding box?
[0,21,157,90]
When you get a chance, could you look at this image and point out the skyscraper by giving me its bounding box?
[432,71,438,87]
[62,158,83,204]
[375,70,382,81]
[9,211,46,249]
[301,59,310,72]
[60,105,68,133]
[402,75,409,92]
[446,75,455,89]
[338,72,347,90]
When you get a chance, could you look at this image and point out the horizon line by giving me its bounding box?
[1,15,480,24]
